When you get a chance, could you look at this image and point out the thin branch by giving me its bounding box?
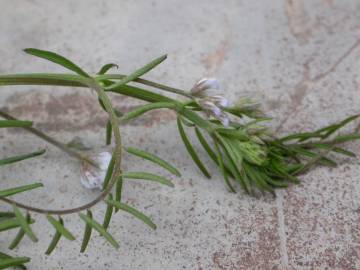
[0,110,98,168]
[0,79,123,215]
[96,74,194,99]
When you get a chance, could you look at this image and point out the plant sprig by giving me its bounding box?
[0,49,179,265]
[0,48,359,268]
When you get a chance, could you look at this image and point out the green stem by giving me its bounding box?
[0,73,193,99]
[0,73,87,87]
[96,74,193,99]
[0,72,213,130]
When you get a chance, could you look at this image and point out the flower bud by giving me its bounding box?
[190,78,220,96]
[80,151,112,190]
[199,100,222,117]
[208,95,230,108]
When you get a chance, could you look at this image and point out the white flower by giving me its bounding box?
[198,99,230,127]
[80,151,112,190]
[208,95,230,108]
[199,99,222,117]
[190,78,220,96]
[192,77,231,127]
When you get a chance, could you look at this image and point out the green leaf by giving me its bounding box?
[0,253,29,270]
[120,102,176,123]
[306,143,356,157]
[97,63,118,75]
[115,177,123,202]
[8,214,30,250]
[280,115,360,143]
[263,174,288,188]
[0,149,45,166]
[0,218,21,232]
[45,229,62,255]
[0,212,15,222]
[24,48,89,77]
[318,114,360,138]
[106,55,167,90]
[243,163,274,196]
[195,128,234,176]
[268,161,300,183]
[98,97,107,111]
[8,228,25,250]
[178,108,211,129]
[194,127,236,191]
[46,216,75,241]
[279,132,323,143]
[0,73,87,87]
[180,117,195,127]
[194,128,218,165]
[106,120,112,145]
[332,134,360,143]
[216,134,252,193]
[216,128,249,141]
[80,210,93,253]
[102,153,115,190]
[13,206,37,242]
[292,147,337,167]
[0,183,43,197]
[102,194,114,230]
[122,172,174,187]
[331,147,356,157]
[106,199,156,230]
[213,141,236,193]
[0,212,15,217]
[177,117,211,178]
[45,216,74,255]
[285,163,304,174]
[125,147,181,176]
[78,212,119,249]
[0,120,32,128]
[107,84,174,103]
[115,176,123,213]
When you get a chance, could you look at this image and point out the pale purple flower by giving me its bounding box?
[199,99,222,117]
[208,95,230,108]
[80,151,112,190]
[192,77,231,127]
[198,99,230,127]
[190,78,220,96]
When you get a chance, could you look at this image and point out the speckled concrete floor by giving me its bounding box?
[0,0,360,269]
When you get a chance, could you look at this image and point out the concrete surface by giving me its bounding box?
[0,0,360,269]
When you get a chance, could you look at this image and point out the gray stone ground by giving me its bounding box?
[0,0,360,269]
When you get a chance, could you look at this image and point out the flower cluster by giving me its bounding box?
[190,78,230,126]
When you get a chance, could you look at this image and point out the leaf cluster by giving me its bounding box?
[0,48,359,269]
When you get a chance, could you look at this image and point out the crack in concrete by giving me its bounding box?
[201,17,231,75]
[276,39,360,133]
[276,191,289,268]
[285,0,312,45]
